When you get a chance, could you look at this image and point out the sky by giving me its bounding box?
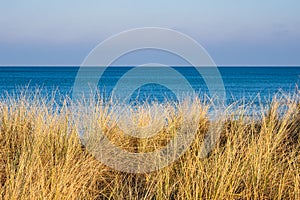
[0,0,300,66]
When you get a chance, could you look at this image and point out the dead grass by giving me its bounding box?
[0,92,299,199]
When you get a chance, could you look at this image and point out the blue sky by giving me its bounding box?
[0,0,299,66]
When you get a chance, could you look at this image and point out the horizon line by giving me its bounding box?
[0,64,300,67]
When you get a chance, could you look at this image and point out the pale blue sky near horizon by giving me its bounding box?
[0,0,300,66]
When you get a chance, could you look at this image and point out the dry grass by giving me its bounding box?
[0,92,299,199]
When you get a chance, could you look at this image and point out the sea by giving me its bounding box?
[0,66,299,107]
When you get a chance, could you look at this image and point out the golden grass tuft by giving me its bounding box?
[0,92,299,199]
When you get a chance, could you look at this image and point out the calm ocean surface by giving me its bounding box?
[0,67,299,105]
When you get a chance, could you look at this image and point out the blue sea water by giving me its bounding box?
[0,66,299,106]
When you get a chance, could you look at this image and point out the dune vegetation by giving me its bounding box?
[0,91,299,199]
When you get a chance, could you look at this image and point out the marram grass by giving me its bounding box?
[0,92,299,199]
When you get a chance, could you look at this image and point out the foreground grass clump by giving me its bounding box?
[0,93,299,199]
